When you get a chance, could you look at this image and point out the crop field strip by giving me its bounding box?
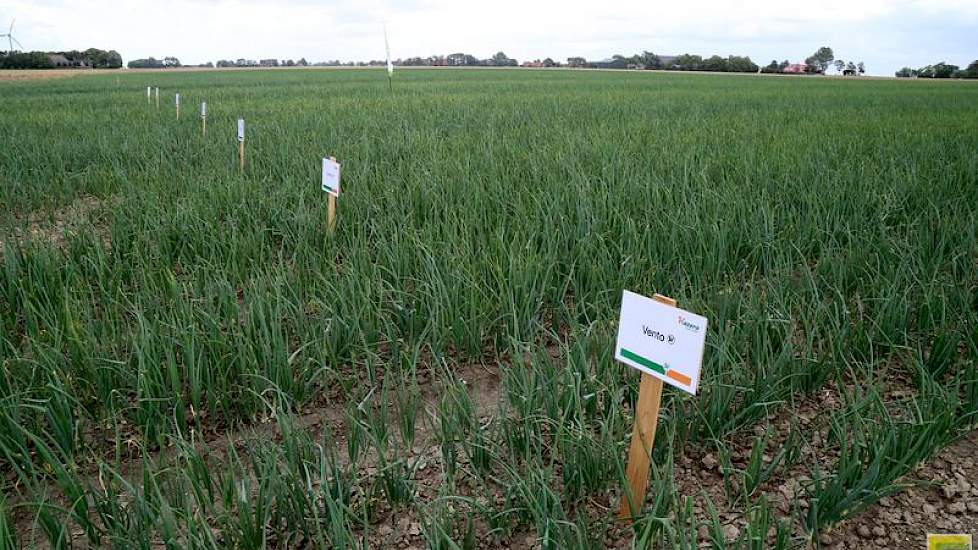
[0,68,976,548]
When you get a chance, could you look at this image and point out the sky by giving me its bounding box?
[0,0,976,76]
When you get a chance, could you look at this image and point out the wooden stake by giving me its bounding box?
[327,156,337,232]
[202,116,206,136]
[619,293,677,521]
[327,194,336,232]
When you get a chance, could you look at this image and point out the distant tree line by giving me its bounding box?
[663,54,758,72]
[559,51,759,72]
[0,48,122,69]
[214,58,309,68]
[391,52,518,67]
[896,60,978,78]
[758,47,865,75]
[188,53,516,69]
[0,51,56,69]
[128,57,182,69]
[114,46,882,77]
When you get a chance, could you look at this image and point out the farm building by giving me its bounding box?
[783,63,808,74]
[46,54,91,68]
[47,54,71,67]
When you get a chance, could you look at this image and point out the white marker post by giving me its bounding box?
[322,156,341,232]
[200,102,207,136]
[175,93,181,120]
[384,23,394,93]
[237,119,245,172]
[155,87,160,109]
[616,291,708,520]
[146,86,151,104]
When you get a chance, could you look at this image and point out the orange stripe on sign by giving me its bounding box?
[666,370,691,386]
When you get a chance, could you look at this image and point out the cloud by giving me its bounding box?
[0,0,975,75]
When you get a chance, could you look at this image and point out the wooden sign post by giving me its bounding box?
[322,156,341,232]
[201,102,207,136]
[237,119,245,172]
[615,291,708,520]
[175,93,181,120]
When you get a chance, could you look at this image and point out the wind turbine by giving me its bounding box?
[1,19,23,54]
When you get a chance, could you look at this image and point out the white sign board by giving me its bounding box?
[322,158,341,196]
[201,102,207,118]
[175,93,180,106]
[614,290,707,395]
[237,119,245,142]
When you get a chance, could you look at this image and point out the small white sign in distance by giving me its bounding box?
[201,102,206,118]
[146,86,151,98]
[175,93,180,106]
[614,290,708,395]
[322,157,341,196]
[237,119,245,142]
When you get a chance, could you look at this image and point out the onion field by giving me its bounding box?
[1,68,977,548]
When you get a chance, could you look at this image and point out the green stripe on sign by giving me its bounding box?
[620,348,665,374]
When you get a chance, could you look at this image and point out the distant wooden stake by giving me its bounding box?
[619,293,677,521]
[327,156,337,231]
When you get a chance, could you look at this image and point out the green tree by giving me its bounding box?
[491,51,516,67]
[673,53,703,71]
[703,55,726,71]
[929,62,958,78]
[726,55,758,72]
[833,59,845,73]
[961,60,978,78]
[804,46,834,74]
[0,51,55,69]
[128,57,165,69]
[635,51,661,69]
